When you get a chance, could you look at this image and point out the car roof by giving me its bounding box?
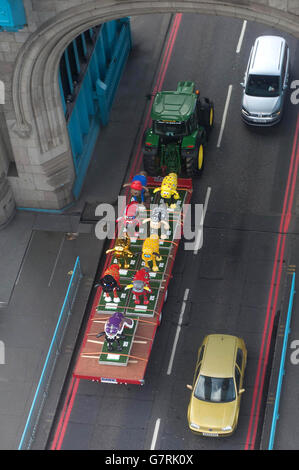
[249,36,286,76]
[200,334,238,378]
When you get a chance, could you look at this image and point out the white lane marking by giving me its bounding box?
[236,20,247,54]
[48,234,65,287]
[151,418,161,450]
[193,186,211,255]
[167,288,190,375]
[217,84,233,148]
[15,230,36,286]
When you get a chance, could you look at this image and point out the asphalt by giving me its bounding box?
[0,12,298,451]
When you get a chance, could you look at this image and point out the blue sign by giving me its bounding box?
[0,0,26,31]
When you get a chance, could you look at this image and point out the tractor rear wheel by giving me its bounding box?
[185,143,204,177]
[198,98,214,139]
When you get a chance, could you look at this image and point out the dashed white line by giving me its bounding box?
[150,418,161,450]
[48,234,65,287]
[217,84,233,148]
[166,288,190,375]
[236,20,247,54]
[15,230,36,286]
[193,186,211,255]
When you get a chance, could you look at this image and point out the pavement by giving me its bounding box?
[0,12,298,451]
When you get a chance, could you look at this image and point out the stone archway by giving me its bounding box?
[9,0,299,210]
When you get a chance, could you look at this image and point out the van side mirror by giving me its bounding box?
[240,82,245,88]
[239,388,245,395]
[186,384,193,391]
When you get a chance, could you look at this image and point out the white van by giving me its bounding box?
[241,36,290,126]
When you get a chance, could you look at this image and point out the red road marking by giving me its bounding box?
[50,14,182,450]
[245,113,299,449]
[56,378,80,450]
[50,376,75,450]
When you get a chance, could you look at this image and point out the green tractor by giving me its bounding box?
[142,81,214,177]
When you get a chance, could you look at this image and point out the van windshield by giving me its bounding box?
[246,74,280,97]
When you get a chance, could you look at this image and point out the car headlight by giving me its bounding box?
[221,426,232,431]
[190,423,200,430]
[241,108,250,116]
[271,110,281,118]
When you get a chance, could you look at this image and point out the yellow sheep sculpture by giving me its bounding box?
[153,173,180,208]
[106,234,134,269]
[142,234,162,272]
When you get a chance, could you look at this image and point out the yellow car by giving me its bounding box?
[187,334,247,436]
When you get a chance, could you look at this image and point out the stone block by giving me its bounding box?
[31,0,56,12]
[14,32,30,43]
[27,147,42,166]
[32,173,58,192]
[288,0,299,15]
[37,12,56,24]
[17,173,36,191]
[269,0,287,12]
[55,1,83,14]
[0,44,10,53]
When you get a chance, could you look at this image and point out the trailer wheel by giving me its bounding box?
[164,288,168,303]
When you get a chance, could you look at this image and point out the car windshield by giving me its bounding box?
[245,74,280,97]
[194,375,236,403]
[153,121,187,137]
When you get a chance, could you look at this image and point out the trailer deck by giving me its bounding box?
[73,176,193,384]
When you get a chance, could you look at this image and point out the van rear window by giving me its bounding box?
[246,75,280,97]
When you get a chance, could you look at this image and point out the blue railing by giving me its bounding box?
[18,256,83,450]
[64,18,131,200]
[268,272,296,450]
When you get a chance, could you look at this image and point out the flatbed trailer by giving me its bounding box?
[74,176,193,384]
